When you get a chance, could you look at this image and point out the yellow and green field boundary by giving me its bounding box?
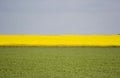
[0,35,120,46]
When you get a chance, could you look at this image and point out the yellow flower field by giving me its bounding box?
[0,35,120,46]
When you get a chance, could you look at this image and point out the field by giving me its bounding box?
[0,47,120,78]
[0,35,120,46]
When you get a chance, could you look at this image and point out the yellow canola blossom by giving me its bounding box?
[0,35,120,46]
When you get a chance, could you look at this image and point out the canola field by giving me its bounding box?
[0,47,120,78]
[0,35,120,46]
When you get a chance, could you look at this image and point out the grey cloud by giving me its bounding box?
[0,0,120,34]
[0,0,120,12]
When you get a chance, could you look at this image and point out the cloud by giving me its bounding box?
[0,0,120,34]
[0,0,120,12]
[0,10,120,34]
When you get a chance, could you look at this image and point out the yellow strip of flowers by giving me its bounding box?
[0,35,120,46]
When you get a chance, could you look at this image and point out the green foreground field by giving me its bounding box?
[0,47,120,78]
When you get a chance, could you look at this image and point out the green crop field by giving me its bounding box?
[0,47,120,78]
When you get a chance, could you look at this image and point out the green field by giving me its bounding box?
[0,47,120,78]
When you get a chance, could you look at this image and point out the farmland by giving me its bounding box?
[0,35,120,46]
[0,47,120,78]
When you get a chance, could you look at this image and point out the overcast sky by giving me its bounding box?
[0,0,120,35]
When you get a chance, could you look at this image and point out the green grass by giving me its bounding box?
[0,47,120,78]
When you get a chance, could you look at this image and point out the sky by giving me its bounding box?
[0,0,120,35]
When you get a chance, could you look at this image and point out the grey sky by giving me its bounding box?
[0,0,120,34]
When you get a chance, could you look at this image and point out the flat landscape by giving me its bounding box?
[0,47,120,78]
[0,35,120,46]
